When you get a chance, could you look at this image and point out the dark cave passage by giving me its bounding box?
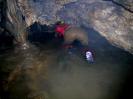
[0,0,133,99]
[28,22,56,44]
[0,23,133,99]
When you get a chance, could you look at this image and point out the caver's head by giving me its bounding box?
[56,20,65,25]
[55,21,69,37]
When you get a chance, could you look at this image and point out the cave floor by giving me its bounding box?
[0,28,133,99]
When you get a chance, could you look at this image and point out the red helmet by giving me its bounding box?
[55,22,69,37]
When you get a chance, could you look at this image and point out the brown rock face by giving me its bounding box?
[114,0,133,11]
[89,1,133,53]
[64,27,89,46]
[0,0,29,49]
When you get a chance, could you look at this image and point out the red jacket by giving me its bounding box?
[55,24,69,37]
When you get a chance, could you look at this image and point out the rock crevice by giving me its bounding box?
[103,0,133,13]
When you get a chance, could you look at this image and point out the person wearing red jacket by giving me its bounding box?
[55,21,72,48]
[55,21,89,45]
[54,21,94,63]
[55,21,70,37]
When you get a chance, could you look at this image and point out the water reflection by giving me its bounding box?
[0,28,133,99]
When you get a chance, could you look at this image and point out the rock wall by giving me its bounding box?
[20,0,133,53]
[0,0,133,53]
[114,0,133,11]
[0,0,27,48]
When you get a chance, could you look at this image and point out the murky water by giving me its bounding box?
[0,28,133,99]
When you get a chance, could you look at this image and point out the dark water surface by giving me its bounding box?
[0,28,133,99]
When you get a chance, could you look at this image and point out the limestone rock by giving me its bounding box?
[0,0,133,53]
[114,0,133,11]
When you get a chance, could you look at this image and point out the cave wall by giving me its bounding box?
[0,0,133,53]
[0,0,28,47]
[114,0,133,11]
[17,0,133,53]
[27,0,133,53]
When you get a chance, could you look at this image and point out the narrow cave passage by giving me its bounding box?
[0,0,133,99]
[0,22,133,99]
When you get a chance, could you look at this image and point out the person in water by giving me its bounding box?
[55,21,72,48]
[54,21,94,63]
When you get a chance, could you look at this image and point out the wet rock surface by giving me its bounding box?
[18,0,133,53]
[0,28,133,99]
[0,1,133,99]
[0,0,132,53]
[0,0,133,97]
[113,0,133,11]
